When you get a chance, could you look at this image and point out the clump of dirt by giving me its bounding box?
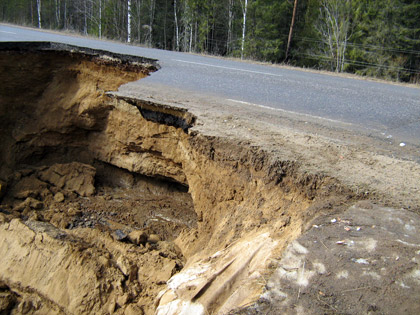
[1,161,195,238]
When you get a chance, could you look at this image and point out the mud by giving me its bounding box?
[0,42,419,314]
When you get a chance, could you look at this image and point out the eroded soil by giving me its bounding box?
[0,42,419,314]
[0,162,195,314]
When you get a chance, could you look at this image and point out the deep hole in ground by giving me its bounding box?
[0,42,365,314]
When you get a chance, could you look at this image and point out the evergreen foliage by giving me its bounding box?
[0,0,419,82]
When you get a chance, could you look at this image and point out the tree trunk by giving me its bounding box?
[148,0,155,46]
[31,0,34,26]
[37,0,42,28]
[99,0,102,38]
[128,0,132,42]
[55,0,60,28]
[189,22,193,52]
[174,0,179,50]
[240,0,248,60]
[227,0,234,54]
[63,0,67,29]
[137,0,142,42]
[194,21,197,52]
[84,0,88,35]
[285,0,298,61]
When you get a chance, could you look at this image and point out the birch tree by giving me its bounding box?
[180,0,194,52]
[174,0,179,50]
[98,0,102,38]
[239,0,248,59]
[37,0,42,28]
[317,0,352,72]
[127,0,132,42]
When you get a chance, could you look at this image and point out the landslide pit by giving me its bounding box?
[0,42,354,314]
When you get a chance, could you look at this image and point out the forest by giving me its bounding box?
[1,0,419,83]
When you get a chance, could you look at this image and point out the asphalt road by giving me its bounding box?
[1,24,419,147]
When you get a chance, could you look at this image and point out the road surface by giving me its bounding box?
[1,24,419,147]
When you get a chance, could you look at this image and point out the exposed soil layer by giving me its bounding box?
[1,42,419,314]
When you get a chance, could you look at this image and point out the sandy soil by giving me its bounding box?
[1,43,419,314]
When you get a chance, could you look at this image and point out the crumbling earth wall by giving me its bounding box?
[1,42,419,315]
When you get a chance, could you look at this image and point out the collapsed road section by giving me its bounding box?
[0,42,420,314]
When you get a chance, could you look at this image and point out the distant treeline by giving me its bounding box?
[1,0,419,83]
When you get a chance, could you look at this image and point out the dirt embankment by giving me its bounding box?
[1,42,419,314]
